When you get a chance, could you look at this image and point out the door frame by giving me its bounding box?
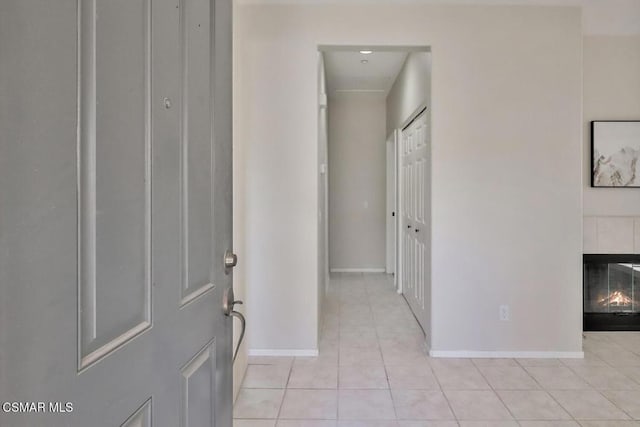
[385,132,397,277]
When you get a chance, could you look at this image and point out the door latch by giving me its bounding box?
[224,250,238,274]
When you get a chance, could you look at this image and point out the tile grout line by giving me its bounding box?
[365,273,398,421]
[375,270,461,424]
[516,360,582,425]
[336,274,343,421]
[426,356,459,424]
[520,356,637,423]
[472,358,524,423]
[589,386,636,421]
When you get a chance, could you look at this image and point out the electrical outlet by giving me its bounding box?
[499,304,510,321]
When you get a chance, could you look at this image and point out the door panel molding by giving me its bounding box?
[77,0,152,371]
[179,0,216,306]
[180,339,216,427]
[121,398,152,427]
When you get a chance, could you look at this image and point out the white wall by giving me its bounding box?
[233,6,319,354]
[386,51,432,346]
[386,52,432,136]
[234,3,583,355]
[232,0,248,399]
[582,35,640,254]
[328,93,387,271]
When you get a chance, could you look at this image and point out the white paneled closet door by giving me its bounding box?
[400,109,430,333]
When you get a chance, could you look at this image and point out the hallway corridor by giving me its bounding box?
[234,274,640,426]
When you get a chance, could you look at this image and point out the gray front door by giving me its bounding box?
[0,0,233,425]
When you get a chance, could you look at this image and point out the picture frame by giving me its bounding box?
[591,120,640,188]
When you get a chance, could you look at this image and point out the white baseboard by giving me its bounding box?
[330,268,386,273]
[429,350,584,359]
[248,349,319,357]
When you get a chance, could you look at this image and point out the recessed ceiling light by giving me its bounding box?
[360,50,373,55]
[361,59,369,64]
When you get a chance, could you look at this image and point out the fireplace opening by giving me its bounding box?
[584,254,640,331]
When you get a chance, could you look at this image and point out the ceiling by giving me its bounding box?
[324,50,409,96]
[235,0,640,36]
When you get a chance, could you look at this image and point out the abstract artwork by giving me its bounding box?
[592,121,640,187]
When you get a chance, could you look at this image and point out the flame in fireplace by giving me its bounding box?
[599,291,633,307]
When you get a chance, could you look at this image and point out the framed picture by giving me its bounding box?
[591,120,640,188]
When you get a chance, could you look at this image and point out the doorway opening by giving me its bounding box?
[317,46,432,345]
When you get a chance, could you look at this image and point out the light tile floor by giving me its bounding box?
[234,273,640,426]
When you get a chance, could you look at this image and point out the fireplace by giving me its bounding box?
[584,254,640,331]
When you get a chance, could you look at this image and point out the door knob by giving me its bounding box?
[223,287,245,363]
[224,250,238,274]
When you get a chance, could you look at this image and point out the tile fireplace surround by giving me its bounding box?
[584,216,640,254]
